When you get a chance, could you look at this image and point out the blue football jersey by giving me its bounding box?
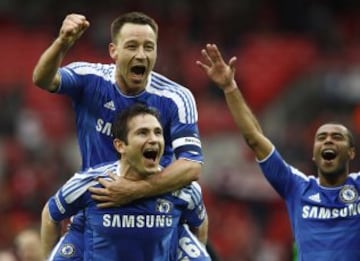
[58,62,203,170]
[47,161,207,261]
[177,224,211,261]
[259,147,360,260]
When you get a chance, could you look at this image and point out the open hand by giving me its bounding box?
[196,43,237,92]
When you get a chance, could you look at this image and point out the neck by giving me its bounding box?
[116,75,147,96]
[318,170,349,187]
[120,162,143,181]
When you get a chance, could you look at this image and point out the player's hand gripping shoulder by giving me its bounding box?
[196,43,238,93]
[89,172,141,207]
[57,14,90,48]
[89,160,201,208]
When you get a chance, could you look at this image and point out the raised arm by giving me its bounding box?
[40,202,61,259]
[32,14,90,92]
[196,44,273,160]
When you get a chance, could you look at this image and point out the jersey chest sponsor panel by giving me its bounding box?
[85,197,183,238]
[296,183,360,250]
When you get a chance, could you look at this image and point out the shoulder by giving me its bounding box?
[348,172,360,181]
[172,181,203,207]
[84,160,119,176]
[60,161,119,203]
[148,71,198,123]
[149,71,195,98]
[62,62,116,82]
[260,147,311,181]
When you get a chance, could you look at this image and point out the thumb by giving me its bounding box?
[107,171,119,181]
[229,56,237,71]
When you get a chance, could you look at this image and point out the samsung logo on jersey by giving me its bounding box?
[96,119,112,137]
[102,214,173,228]
[302,202,360,219]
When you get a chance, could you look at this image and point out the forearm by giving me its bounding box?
[139,159,201,198]
[90,159,202,207]
[41,203,61,259]
[191,216,208,244]
[32,38,69,91]
[224,84,273,159]
[224,81,262,135]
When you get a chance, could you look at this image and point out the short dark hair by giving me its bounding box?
[111,12,158,42]
[111,103,160,143]
[346,127,355,148]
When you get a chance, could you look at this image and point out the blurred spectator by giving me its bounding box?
[0,249,16,261]
[13,227,43,261]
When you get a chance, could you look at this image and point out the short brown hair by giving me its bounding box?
[111,103,161,144]
[110,12,158,42]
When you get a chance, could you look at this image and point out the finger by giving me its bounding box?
[195,60,209,72]
[67,14,88,25]
[88,186,109,196]
[229,56,237,68]
[107,172,119,181]
[199,49,211,66]
[96,177,113,187]
[229,56,238,71]
[65,15,89,35]
[208,44,225,64]
[96,202,116,208]
[90,193,111,202]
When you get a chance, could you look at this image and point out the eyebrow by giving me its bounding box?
[316,131,345,137]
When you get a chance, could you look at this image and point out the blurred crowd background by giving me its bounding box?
[1,0,360,260]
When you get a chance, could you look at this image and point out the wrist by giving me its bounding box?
[53,37,73,51]
[223,81,238,94]
[132,179,150,199]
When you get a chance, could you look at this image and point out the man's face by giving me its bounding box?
[109,23,157,95]
[121,114,164,176]
[312,123,355,176]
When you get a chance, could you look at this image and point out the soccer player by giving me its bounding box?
[41,103,209,260]
[197,43,360,260]
[32,12,208,259]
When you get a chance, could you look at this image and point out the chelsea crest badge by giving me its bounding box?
[339,185,358,204]
[60,243,76,258]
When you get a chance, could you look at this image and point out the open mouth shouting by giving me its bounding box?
[130,65,146,83]
[321,149,337,163]
[142,147,159,165]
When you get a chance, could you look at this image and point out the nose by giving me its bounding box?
[135,47,146,59]
[324,134,333,143]
[147,132,157,142]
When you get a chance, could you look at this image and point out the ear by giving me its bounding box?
[109,42,117,60]
[349,147,356,160]
[113,138,125,154]
[312,151,316,162]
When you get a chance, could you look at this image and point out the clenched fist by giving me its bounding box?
[58,13,90,47]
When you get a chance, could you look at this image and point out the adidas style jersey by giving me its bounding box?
[259,147,360,260]
[47,161,207,261]
[58,62,203,170]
